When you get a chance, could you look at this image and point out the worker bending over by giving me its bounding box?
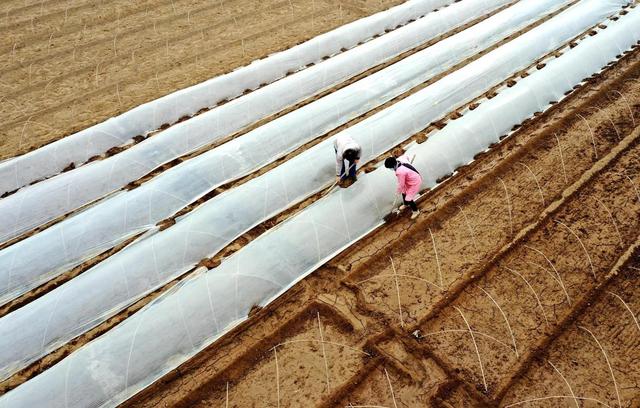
[334,134,361,185]
[385,154,422,219]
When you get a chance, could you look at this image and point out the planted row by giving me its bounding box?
[0,0,459,196]
[0,0,627,390]
[0,0,560,310]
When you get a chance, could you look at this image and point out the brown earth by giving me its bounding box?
[0,0,403,160]
[500,261,640,407]
[122,28,640,408]
[0,0,535,311]
[0,3,590,394]
[1,1,639,406]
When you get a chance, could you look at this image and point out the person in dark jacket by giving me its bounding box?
[334,134,361,184]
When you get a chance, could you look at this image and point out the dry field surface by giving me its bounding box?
[0,0,402,159]
[0,0,639,407]
[123,46,640,406]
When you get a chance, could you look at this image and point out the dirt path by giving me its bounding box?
[120,31,640,408]
[0,0,402,160]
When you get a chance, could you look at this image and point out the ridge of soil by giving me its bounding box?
[121,29,640,408]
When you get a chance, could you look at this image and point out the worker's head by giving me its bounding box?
[384,157,397,169]
[343,149,359,162]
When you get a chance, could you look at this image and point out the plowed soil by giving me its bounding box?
[0,0,402,160]
[1,1,639,407]
[123,28,640,408]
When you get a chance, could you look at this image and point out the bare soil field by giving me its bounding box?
[0,0,402,160]
[122,31,640,408]
[1,1,639,407]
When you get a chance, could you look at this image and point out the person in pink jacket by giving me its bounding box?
[384,154,422,219]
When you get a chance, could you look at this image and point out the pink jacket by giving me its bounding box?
[395,155,422,201]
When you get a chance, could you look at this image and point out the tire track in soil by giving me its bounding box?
[500,258,640,408]
[117,28,640,408]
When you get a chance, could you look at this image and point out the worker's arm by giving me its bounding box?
[335,149,343,176]
[332,138,341,181]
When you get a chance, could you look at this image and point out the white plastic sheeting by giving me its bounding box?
[0,0,571,308]
[0,0,628,386]
[0,0,488,244]
[0,0,456,196]
[3,4,637,407]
